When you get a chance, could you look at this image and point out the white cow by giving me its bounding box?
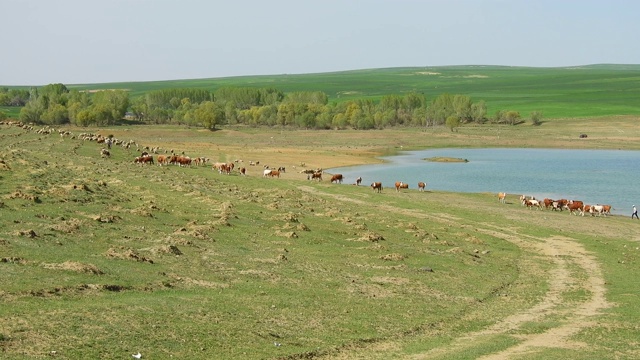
[590,205,605,217]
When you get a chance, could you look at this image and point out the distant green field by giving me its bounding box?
[3,64,640,119]
[0,106,20,119]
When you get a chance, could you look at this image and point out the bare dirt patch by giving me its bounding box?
[42,261,103,275]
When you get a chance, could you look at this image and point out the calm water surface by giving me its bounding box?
[329,148,640,216]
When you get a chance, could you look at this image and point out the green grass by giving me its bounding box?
[3,64,640,119]
[2,123,640,359]
[0,106,20,119]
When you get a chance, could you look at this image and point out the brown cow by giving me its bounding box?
[330,174,343,183]
[395,181,409,192]
[177,156,192,167]
[371,182,383,193]
[135,155,154,165]
[269,170,280,178]
[308,172,322,181]
[418,182,426,192]
[566,202,584,215]
[156,154,168,166]
[564,200,583,212]
[498,192,507,203]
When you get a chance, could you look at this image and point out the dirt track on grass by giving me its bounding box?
[298,186,612,359]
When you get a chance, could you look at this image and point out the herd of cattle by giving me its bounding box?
[509,193,612,217]
[1,123,616,219]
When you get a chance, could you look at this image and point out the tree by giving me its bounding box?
[41,104,69,124]
[130,96,148,122]
[74,109,95,127]
[18,87,44,123]
[92,90,129,124]
[452,95,472,122]
[530,111,543,126]
[446,115,460,132]
[194,101,224,130]
[504,111,521,125]
[380,95,402,125]
[426,94,454,126]
[470,101,487,124]
[403,92,426,111]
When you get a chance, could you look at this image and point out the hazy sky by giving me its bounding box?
[3,0,639,85]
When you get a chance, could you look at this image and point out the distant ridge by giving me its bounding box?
[3,64,640,119]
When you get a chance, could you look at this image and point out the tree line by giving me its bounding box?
[0,85,542,129]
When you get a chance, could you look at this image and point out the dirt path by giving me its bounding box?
[297,186,613,359]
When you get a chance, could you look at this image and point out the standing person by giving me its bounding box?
[633,205,639,219]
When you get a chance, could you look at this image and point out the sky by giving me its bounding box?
[3,0,639,85]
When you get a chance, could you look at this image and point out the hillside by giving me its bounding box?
[1,122,639,359]
[3,64,640,119]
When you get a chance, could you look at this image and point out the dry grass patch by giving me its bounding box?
[42,261,103,275]
[105,247,154,263]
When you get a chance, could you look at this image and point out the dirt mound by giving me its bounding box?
[152,245,183,255]
[43,261,103,275]
[50,218,83,233]
[105,247,154,263]
[359,231,385,242]
[7,190,39,202]
[380,253,406,261]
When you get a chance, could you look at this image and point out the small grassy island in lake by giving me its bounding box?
[424,157,469,163]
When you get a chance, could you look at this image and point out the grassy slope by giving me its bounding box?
[1,123,639,359]
[3,65,640,119]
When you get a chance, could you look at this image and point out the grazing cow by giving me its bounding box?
[551,201,563,211]
[277,166,286,173]
[371,182,383,193]
[355,177,362,186]
[263,169,272,177]
[564,200,584,211]
[525,199,542,210]
[590,205,605,217]
[176,156,192,167]
[418,182,426,192]
[218,163,232,174]
[268,170,280,178]
[519,195,526,206]
[498,192,507,204]
[239,167,246,176]
[156,155,168,166]
[566,202,584,216]
[135,155,154,165]
[602,204,612,216]
[308,172,322,181]
[213,162,229,173]
[395,181,409,192]
[330,174,343,184]
[555,199,568,210]
[193,157,208,166]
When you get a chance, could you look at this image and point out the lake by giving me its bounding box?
[328,148,640,216]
